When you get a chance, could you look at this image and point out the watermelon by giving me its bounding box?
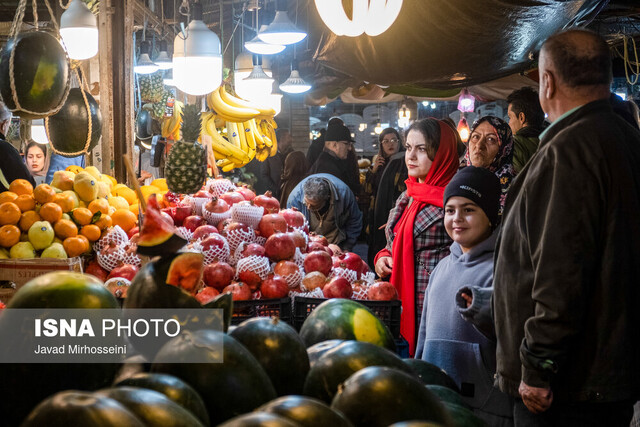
[46,88,102,156]
[137,194,187,256]
[442,402,488,427]
[0,31,69,119]
[151,330,277,424]
[303,340,415,403]
[388,422,446,427]
[217,412,301,427]
[299,299,395,351]
[115,373,210,426]
[257,395,353,427]
[425,385,470,409]
[330,366,451,427]
[307,339,345,369]
[21,391,144,426]
[403,359,460,392]
[230,317,310,396]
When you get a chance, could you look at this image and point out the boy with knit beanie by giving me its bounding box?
[415,166,514,426]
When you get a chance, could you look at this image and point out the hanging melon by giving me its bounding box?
[45,88,102,157]
[0,31,70,119]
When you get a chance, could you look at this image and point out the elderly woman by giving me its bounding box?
[465,116,516,215]
[374,118,459,354]
[24,141,49,185]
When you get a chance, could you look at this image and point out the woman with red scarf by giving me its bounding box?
[375,118,460,355]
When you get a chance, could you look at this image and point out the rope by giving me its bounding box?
[43,0,60,32]
[32,0,38,29]
[9,0,28,40]
[59,0,69,9]
[623,36,639,86]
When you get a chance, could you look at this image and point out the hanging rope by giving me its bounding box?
[224,1,249,56]
[32,0,38,29]
[59,0,70,9]
[623,35,639,85]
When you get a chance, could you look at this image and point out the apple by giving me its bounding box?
[40,243,67,259]
[182,215,206,233]
[261,275,289,299]
[196,286,220,305]
[304,251,333,276]
[367,281,398,301]
[200,234,227,251]
[107,264,139,281]
[223,282,252,301]
[192,225,218,241]
[28,221,54,250]
[258,214,287,238]
[203,261,234,290]
[323,276,353,299]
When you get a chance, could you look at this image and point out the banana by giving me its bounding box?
[226,122,241,148]
[235,121,249,152]
[255,147,269,162]
[241,121,257,150]
[208,118,250,161]
[247,119,265,149]
[259,120,273,148]
[209,87,260,122]
[220,86,276,118]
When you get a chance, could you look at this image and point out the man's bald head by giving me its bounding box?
[540,29,612,90]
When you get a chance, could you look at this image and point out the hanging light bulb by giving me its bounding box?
[31,119,48,144]
[154,40,173,70]
[172,3,222,96]
[280,69,311,94]
[398,102,410,129]
[457,88,475,113]
[258,3,307,46]
[314,0,403,37]
[134,41,159,74]
[374,123,383,134]
[237,55,274,102]
[245,25,286,55]
[457,117,470,143]
[234,51,272,98]
[60,0,98,60]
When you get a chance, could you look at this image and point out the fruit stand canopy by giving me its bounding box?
[306,0,610,97]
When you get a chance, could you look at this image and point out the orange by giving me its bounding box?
[0,191,18,205]
[0,202,21,225]
[72,207,94,226]
[33,184,56,204]
[76,234,90,249]
[0,224,20,248]
[88,198,109,215]
[129,203,139,215]
[9,179,33,196]
[14,194,35,212]
[111,209,137,232]
[80,224,101,242]
[52,193,75,213]
[39,202,63,223]
[19,211,41,232]
[63,236,88,258]
[94,214,112,230]
[53,219,78,239]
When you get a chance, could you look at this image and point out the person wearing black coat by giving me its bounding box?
[0,102,35,192]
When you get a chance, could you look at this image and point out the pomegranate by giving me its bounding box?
[323,277,353,299]
[260,275,289,299]
[203,261,235,290]
[280,208,306,229]
[192,225,218,241]
[264,233,296,262]
[196,286,220,305]
[223,221,252,234]
[223,282,252,301]
[217,217,232,232]
[163,191,180,207]
[193,190,210,198]
[240,243,265,258]
[301,271,327,291]
[160,211,175,226]
[85,260,108,282]
[238,269,263,291]
[309,233,329,246]
[126,227,139,240]
[107,264,139,281]
[273,260,299,277]
[237,185,256,201]
[328,244,342,256]
[258,214,288,238]
[287,231,307,252]
[204,197,230,214]
[200,234,227,251]
[333,252,363,272]
[220,191,245,206]
[253,191,280,214]
[304,251,333,276]
[307,241,332,255]
[367,281,398,301]
[182,215,206,233]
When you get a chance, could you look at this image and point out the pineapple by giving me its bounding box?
[138,71,164,103]
[165,104,207,195]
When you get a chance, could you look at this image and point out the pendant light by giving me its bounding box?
[457,88,475,113]
[258,1,306,46]
[60,0,98,60]
[31,119,48,144]
[314,0,403,37]
[457,117,470,143]
[279,58,311,94]
[134,41,159,74]
[245,25,286,55]
[172,2,222,96]
[154,40,173,70]
[398,99,410,129]
[238,55,275,102]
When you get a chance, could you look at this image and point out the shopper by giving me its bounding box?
[506,87,545,173]
[0,102,35,192]
[24,141,49,185]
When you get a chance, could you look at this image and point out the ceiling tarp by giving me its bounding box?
[312,0,609,90]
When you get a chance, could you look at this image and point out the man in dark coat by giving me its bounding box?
[493,29,640,425]
[0,102,35,192]
[260,128,293,199]
[506,86,545,173]
[306,117,343,166]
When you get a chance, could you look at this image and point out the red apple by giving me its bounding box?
[237,185,256,201]
[204,197,230,214]
[301,271,327,291]
[203,261,235,290]
[85,259,108,282]
[261,274,289,299]
[240,243,265,258]
[201,234,227,251]
[264,233,296,262]
[182,215,206,233]
[107,264,139,281]
[309,233,329,246]
[253,191,280,214]
[367,281,398,301]
[280,208,306,229]
[195,286,220,304]
[304,251,333,276]
[258,214,288,238]
[323,277,353,299]
[192,225,218,241]
[220,191,245,206]
[223,282,252,301]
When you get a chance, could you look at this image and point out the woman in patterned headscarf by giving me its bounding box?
[465,116,516,216]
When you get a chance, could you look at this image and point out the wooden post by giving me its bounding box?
[98,0,135,182]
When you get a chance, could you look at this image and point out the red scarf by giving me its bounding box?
[390,121,459,355]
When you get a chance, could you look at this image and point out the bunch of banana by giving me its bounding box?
[161,101,183,140]
[206,86,277,123]
[201,111,252,172]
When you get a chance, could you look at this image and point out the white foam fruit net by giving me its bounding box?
[331,267,359,284]
[352,282,371,300]
[193,237,230,264]
[289,287,324,299]
[279,266,303,289]
[231,204,264,229]
[230,241,257,267]
[236,256,271,281]
[94,226,128,253]
[175,227,194,241]
[361,271,376,285]
[254,235,267,246]
[225,227,256,252]
[206,178,235,197]
[97,245,126,272]
[293,248,306,268]
[203,208,231,226]
[189,197,209,216]
[121,246,142,268]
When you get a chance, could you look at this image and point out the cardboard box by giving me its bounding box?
[0,258,84,304]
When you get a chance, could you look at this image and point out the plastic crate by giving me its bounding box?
[231,297,292,326]
[292,297,402,339]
